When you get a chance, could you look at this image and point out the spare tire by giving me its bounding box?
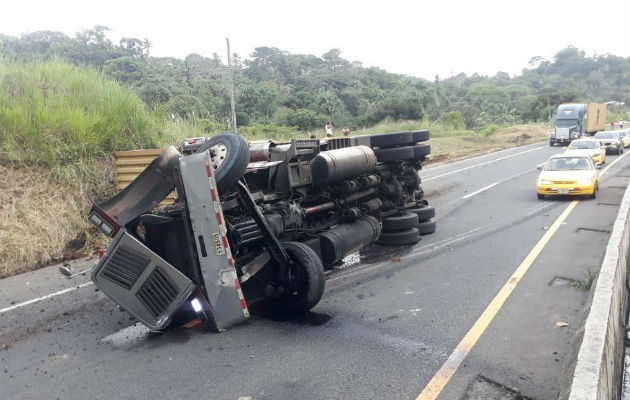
[411,130,430,143]
[374,146,415,163]
[376,228,421,245]
[195,132,250,194]
[381,212,418,232]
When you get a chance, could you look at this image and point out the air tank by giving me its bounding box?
[310,145,377,187]
[318,216,381,266]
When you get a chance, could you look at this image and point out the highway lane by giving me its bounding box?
[1,141,628,400]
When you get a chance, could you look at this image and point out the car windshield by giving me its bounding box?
[620,132,628,138]
[595,132,618,139]
[545,157,592,171]
[568,141,599,149]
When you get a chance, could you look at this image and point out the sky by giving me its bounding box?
[1,0,629,80]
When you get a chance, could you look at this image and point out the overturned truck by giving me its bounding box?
[88,131,435,331]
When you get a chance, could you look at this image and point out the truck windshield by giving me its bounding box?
[568,141,598,149]
[556,120,576,128]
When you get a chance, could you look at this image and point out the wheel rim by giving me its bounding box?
[209,144,228,170]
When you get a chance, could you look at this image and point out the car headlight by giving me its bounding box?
[538,179,552,185]
[578,178,592,185]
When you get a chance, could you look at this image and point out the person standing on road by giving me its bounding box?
[610,121,615,129]
[342,125,350,136]
[325,122,334,137]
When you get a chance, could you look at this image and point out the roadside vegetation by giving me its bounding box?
[0,27,628,277]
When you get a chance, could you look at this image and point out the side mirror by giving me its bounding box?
[537,166,543,170]
[596,164,603,170]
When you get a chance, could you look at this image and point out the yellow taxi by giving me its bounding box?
[564,138,606,165]
[536,154,600,199]
[619,130,630,148]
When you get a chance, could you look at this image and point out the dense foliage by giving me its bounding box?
[1,26,628,133]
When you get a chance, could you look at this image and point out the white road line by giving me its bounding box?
[461,181,500,199]
[423,146,547,182]
[0,281,93,314]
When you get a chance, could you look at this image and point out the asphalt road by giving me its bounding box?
[2,141,629,400]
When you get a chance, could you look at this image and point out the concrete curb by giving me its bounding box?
[568,182,630,400]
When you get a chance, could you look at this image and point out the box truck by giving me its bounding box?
[550,103,607,146]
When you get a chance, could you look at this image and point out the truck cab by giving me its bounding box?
[551,104,586,146]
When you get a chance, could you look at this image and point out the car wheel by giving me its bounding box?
[418,219,436,235]
[196,132,250,194]
[406,205,435,222]
[411,130,430,143]
[621,147,624,154]
[274,242,326,316]
[374,146,415,163]
[375,228,421,245]
[382,212,419,232]
[537,193,544,199]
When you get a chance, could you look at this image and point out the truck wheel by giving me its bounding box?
[275,242,325,316]
[412,144,431,159]
[374,146,415,163]
[418,219,436,235]
[411,130,430,143]
[196,132,250,194]
[375,228,421,245]
[382,212,418,232]
[368,131,414,148]
[549,140,554,147]
[406,205,435,222]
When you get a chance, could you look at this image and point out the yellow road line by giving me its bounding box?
[600,151,629,175]
[416,201,579,400]
[416,150,630,400]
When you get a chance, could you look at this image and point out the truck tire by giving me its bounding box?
[411,130,430,143]
[418,219,436,235]
[376,228,421,245]
[374,146,415,163]
[196,132,250,194]
[275,242,325,316]
[412,144,431,159]
[368,132,414,148]
[406,205,435,222]
[549,140,554,147]
[381,212,418,232]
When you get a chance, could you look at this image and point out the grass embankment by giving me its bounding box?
[0,61,202,277]
[0,59,550,278]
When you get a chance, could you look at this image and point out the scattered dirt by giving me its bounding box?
[426,124,549,165]
[0,165,97,278]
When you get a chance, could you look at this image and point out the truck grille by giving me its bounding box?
[101,246,150,289]
[136,268,178,318]
[92,230,195,330]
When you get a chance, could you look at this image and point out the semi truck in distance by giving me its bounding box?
[550,103,607,146]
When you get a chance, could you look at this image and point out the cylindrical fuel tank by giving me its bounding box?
[310,145,377,187]
[318,216,381,265]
